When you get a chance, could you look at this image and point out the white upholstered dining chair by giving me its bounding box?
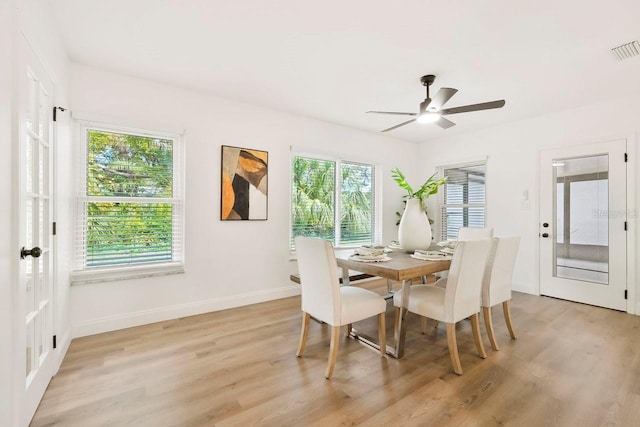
[393,239,492,375]
[482,236,520,350]
[294,236,386,379]
[420,226,495,333]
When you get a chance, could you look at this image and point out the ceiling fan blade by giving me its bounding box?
[430,88,458,110]
[435,117,456,129]
[381,119,416,132]
[366,111,417,116]
[440,100,506,115]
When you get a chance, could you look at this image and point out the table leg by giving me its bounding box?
[385,279,394,299]
[342,266,350,286]
[393,278,412,359]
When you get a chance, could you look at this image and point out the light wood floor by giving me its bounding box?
[32,279,640,426]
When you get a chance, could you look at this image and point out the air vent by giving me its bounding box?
[611,40,640,61]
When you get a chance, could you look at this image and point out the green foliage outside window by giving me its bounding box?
[291,156,374,247]
[86,130,174,267]
[291,157,335,242]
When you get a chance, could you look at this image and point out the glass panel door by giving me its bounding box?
[19,36,55,426]
[539,140,627,311]
[553,154,609,284]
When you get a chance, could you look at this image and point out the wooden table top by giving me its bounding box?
[336,250,451,282]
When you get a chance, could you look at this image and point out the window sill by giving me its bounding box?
[71,262,185,286]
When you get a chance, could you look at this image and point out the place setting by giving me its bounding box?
[409,240,458,261]
[349,245,392,263]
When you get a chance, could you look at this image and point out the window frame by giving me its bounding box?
[289,151,382,252]
[438,160,487,241]
[71,121,185,285]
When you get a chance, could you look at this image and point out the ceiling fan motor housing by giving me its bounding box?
[420,74,436,86]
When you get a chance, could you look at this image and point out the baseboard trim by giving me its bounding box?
[53,330,71,374]
[71,285,301,338]
[512,281,536,295]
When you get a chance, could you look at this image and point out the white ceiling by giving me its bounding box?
[50,0,640,143]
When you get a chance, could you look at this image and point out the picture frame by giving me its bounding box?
[220,145,268,220]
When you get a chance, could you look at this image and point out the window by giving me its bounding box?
[73,123,184,282]
[440,162,486,241]
[290,154,378,249]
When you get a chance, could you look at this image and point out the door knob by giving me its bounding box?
[20,246,42,259]
[542,222,549,228]
[541,233,549,238]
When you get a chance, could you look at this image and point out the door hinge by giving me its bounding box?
[624,221,628,231]
[52,106,67,122]
[52,221,57,236]
[625,290,628,300]
[53,335,57,349]
[624,152,628,162]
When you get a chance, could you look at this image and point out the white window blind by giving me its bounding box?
[440,162,486,241]
[75,124,184,274]
[341,161,376,246]
[291,155,377,249]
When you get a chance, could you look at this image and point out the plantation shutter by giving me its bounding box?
[75,126,184,270]
[440,163,486,241]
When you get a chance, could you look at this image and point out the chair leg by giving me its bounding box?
[446,323,463,375]
[483,306,499,351]
[345,323,352,337]
[325,326,341,379]
[377,313,386,356]
[421,316,427,334]
[470,313,487,359]
[296,312,310,357]
[503,301,517,339]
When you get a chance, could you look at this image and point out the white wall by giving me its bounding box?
[419,92,639,311]
[69,64,417,337]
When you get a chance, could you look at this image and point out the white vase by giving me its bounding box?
[398,198,432,252]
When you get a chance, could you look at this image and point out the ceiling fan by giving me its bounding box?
[366,74,505,132]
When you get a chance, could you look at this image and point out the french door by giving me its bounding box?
[539,140,627,311]
[18,36,55,425]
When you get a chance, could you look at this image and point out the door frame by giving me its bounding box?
[536,136,636,315]
[626,135,637,315]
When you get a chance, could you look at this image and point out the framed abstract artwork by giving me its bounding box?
[221,145,268,220]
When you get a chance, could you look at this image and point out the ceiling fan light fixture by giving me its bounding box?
[416,112,440,124]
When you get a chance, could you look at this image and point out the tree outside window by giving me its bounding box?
[291,155,375,249]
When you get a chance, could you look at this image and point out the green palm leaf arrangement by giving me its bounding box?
[391,167,447,210]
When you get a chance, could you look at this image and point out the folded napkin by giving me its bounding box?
[411,250,452,261]
[349,254,391,263]
[354,245,386,257]
[436,240,459,250]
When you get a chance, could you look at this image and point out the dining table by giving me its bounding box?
[336,250,451,358]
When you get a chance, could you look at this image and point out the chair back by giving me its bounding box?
[294,237,341,325]
[444,239,492,322]
[482,236,520,307]
[458,227,494,241]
